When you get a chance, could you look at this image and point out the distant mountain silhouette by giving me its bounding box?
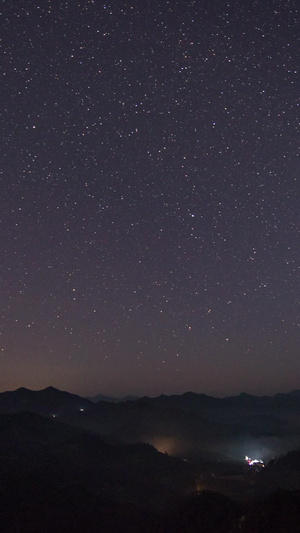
[122,395,140,402]
[0,386,92,416]
[86,393,120,403]
[86,393,139,403]
[2,387,300,462]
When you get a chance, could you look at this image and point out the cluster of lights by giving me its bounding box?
[245,455,265,467]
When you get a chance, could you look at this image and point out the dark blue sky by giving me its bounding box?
[1,0,299,397]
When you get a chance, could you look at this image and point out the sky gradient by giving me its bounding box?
[1,0,299,398]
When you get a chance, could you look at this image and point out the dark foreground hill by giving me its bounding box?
[0,410,197,532]
[0,410,196,505]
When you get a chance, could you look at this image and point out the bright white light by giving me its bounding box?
[245,455,264,467]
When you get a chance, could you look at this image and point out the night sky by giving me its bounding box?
[1,1,299,398]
